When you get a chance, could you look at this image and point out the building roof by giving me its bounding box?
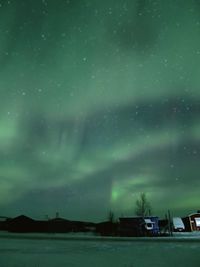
[188,213,200,217]
[49,217,70,222]
[11,215,35,222]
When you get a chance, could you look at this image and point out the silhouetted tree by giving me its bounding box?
[135,193,151,217]
[108,210,115,223]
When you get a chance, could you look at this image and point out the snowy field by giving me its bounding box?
[0,233,200,267]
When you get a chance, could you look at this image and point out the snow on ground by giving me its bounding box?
[0,233,200,267]
[173,231,200,238]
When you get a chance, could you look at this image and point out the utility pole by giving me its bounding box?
[168,210,173,236]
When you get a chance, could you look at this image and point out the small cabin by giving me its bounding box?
[182,212,200,232]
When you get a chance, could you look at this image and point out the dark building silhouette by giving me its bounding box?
[158,218,170,234]
[1,214,96,234]
[119,216,159,237]
[119,217,144,237]
[182,212,200,232]
[0,216,10,231]
[48,217,74,233]
[95,221,118,236]
[6,215,36,233]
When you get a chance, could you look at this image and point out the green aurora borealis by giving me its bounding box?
[0,0,200,221]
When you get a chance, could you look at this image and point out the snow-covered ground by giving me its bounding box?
[0,233,200,267]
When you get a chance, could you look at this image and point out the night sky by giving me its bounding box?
[0,0,200,221]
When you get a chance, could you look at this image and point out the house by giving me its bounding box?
[83,222,96,232]
[6,215,36,232]
[70,220,96,233]
[48,217,85,232]
[95,221,118,236]
[48,217,74,233]
[182,212,200,232]
[3,214,97,233]
[119,216,159,237]
[119,217,144,236]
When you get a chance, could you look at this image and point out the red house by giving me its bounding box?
[182,212,200,232]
